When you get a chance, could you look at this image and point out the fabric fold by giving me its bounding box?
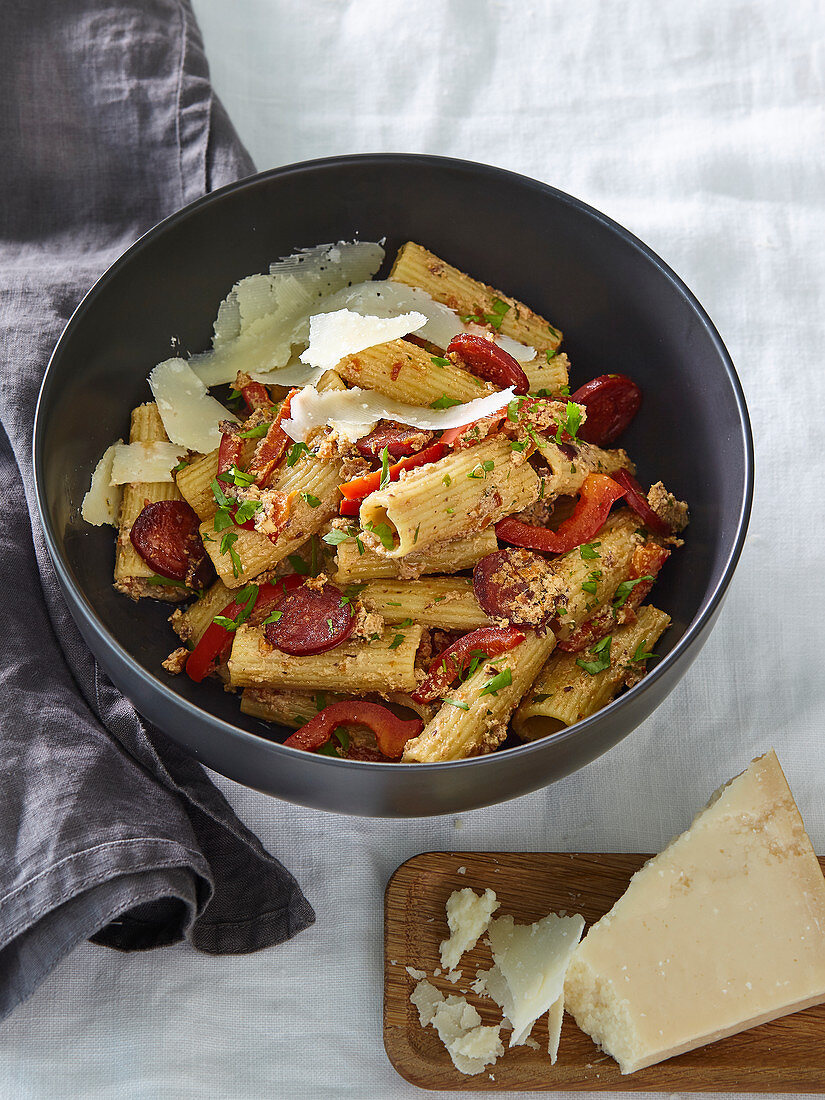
[0,0,314,1023]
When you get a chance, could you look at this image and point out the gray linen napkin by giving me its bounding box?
[0,0,314,1021]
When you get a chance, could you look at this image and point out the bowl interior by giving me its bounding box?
[36,156,750,755]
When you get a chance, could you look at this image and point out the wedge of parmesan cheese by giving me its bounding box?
[299,309,426,371]
[410,980,503,1076]
[109,441,187,484]
[282,384,516,444]
[440,888,499,972]
[484,911,585,1047]
[81,442,122,526]
[316,280,537,362]
[546,995,564,1064]
[148,358,237,454]
[564,750,825,1075]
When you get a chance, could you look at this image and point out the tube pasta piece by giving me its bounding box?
[402,630,556,763]
[359,578,491,631]
[360,437,539,559]
[113,403,188,602]
[523,351,572,398]
[228,624,423,692]
[199,453,342,588]
[336,338,489,407]
[176,439,257,521]
[552,509,643,639]
[534,441,635,503]
[390,241,567,390]
[513,605,671,738]
[240,687,348,727]
[170,578,234,647]
[333,529,499,582]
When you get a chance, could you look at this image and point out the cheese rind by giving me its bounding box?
[564,750,825,1074]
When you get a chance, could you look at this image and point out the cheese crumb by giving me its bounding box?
[440,888,500,971]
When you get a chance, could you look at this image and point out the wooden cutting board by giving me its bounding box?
[384,851,825,1092]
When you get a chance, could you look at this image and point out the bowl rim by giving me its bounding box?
[33,151,754,775]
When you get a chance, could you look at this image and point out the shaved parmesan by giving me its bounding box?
[148,358,237,453]
[317,279,536,362]
[299,309,426,371]
[81,442,122,526]
[282,385,516,443]
[109,442,187,485]
[440,889,500,972]
[193,242,385,386]
[547,995,564,1065]
[484,912,584,1047]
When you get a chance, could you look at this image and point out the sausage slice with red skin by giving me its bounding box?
[264,581,356,656]
[130,499,212,585]
[473,548,566,626]
[570,374,641,446]
[356,421,434,459]
[447,333,530,395]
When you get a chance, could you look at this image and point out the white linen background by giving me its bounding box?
[2,0,823,1097]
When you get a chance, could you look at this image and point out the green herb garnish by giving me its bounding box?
[576,634,612,676]
[613,575,654,609]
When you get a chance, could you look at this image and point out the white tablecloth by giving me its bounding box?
[4,1,824,1096]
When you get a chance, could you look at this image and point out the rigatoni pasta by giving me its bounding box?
[88,237,687,764]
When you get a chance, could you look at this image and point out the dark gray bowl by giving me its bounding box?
[33,154,753,817]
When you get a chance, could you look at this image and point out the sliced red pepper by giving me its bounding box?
[284,701,423,759]
[339,441,446,507]
[185,576,303,683]
[610,469,673,536]
[339,498,360,517]
[410,626,526,704]
[217,430,244,476]
[247,389,297,489]
[240,380,272,413]
[496,472,627,556]
[447,333,530,395]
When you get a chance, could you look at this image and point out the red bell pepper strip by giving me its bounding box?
[496,473,627,556]
[217,430,244,476]
[284,702,423,759]
[240,380,272,413]
[247,389,297,488]
[610,469,673,536]
[447,333,530,395]
[439,408,507,449]
[410,626,526,704]
[185,576,303,683]
[339,498,360,517]
[339,441,446,505]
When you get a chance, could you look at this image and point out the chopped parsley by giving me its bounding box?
[430,393,462,410]
[545,348,557,363]
[379,446,391,490]
[413,522,421,545]
[630,640,659,664]
[300,492,322,508]
[480,668,513,696]
[613,575,654,609]
[171,459,189,474]
[430,356,451,367]
[317,726,350,758]
[261,609,283,625]
[239,422,270,439]
[581,569,603,596]
[219,531,242,578]
[233,499,262,525]
[443,699,470,711]
[146,574,187,588]
[576,634,612,676]
[288,536,323,577]
[579,541,602,560]
[365,520,396,551]
[211,478,233,510]
[217,464,256,488]
[285,441,310,467]
[547,323,561,340]
[467,459,495,480]
[554,401,583,445]
[442,473,452,487]
[388,633,406,649]
[322,526,365,554]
